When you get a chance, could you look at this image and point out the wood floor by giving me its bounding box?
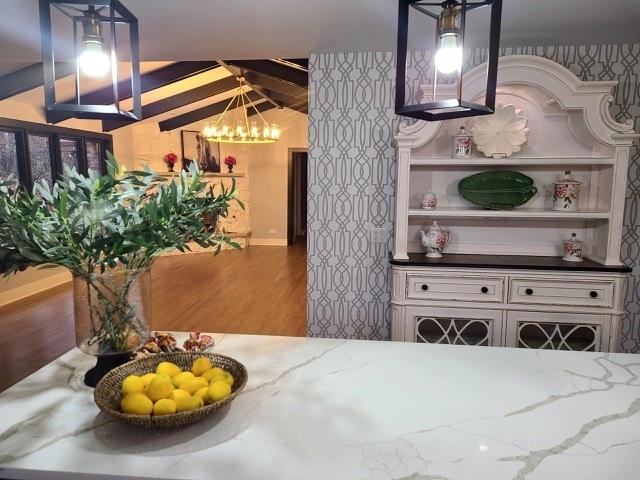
[0,243,307,392]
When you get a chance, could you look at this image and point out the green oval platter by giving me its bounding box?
[458,170,538,210]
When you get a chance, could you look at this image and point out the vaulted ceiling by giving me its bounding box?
[0,59,309,133]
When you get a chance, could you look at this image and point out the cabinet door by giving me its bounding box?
[505,311,610,352]
[406,306,503,347]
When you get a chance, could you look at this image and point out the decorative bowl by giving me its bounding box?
[470,103,530,158]
[94,351,247,428]
[458,170,538,210]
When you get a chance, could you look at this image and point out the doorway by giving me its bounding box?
[288,148,308,245]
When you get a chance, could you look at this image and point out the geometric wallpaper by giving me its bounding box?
[307,44,640,352]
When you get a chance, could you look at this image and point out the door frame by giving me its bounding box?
[287,148,308,246]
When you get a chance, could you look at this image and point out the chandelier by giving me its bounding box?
[201,77,280,144]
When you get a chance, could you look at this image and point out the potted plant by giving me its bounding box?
[0,153,243,386]
[224,155,237,173]
[163,152,178,172]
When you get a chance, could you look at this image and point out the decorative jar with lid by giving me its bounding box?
[452,126,472,158]
[421,192,438,210]
[553,170,581,211]
[562,232,583,262]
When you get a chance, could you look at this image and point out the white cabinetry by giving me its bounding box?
[391,266,627,351]
[391,56,636,352]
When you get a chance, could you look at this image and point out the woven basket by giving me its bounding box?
[94,351,247,428]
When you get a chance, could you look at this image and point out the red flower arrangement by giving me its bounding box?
[163,152,178,172]
[224,155,237,173]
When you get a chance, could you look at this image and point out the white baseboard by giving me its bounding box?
[0,271,72,308]
[250,238,288,246]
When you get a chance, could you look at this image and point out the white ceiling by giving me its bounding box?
[0,0,639,64]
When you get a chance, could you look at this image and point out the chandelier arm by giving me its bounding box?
[213,93,238,128]
[240,89,249,131]
[243,91,269,124]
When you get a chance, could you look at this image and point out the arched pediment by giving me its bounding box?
[396,55,636,148]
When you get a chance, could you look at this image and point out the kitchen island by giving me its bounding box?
[1,333,639,480]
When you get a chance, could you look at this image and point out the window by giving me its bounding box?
[0,117,112,189]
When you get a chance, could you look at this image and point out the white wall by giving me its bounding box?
[247,109,308,244]
[122,107,308,244]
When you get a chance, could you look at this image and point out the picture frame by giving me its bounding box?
[180,130,221,172]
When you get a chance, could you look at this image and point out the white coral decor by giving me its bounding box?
[471,104,530,158]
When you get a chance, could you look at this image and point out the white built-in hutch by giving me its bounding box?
[391,55,637,352]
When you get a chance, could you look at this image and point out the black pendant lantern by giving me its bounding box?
[39,0,141,122]
[395,0,503,121]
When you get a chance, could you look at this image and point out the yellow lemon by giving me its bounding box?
[169,389,191,403]
[172,371,195,388]
[194,387,210,404]
[208,381,232,402]
[175,395,203,412]
[205,369,234,387]
[156,362,182,378]
[202,367,225,383]
[140,373,157,387]
[218,371,234,387]
[179,377,209,395]
[121,375,144,395]
[121,393,153,415]
[153,398,177,416]
[191,356,213,376]
[145,375,174,402]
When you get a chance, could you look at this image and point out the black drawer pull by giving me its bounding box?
[481,287,489,294]
[421,284,429,291]
[525,288,534,296]
[590,291,598,298]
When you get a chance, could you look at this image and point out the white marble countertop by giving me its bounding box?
[1,334,640,480]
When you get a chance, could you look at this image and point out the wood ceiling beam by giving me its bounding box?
[217,60,283,109]
[242,70,307,100]
[158,90,264,132]
[101,74,239,131]
[224,59,308,88]
[0,62,75,101]
[52,61,219,123]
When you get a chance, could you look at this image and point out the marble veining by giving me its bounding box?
[1,334,640,480]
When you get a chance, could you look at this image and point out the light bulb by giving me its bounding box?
[434,33,462,74]
[78,41,110,77]
[270,123,280,139]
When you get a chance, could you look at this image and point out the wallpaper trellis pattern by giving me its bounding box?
[307,44,640,352]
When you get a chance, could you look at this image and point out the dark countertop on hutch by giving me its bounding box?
[389,253,632,273]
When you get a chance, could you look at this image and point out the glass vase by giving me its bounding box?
[73,267,151,386]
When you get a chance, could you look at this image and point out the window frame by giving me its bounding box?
[0,117,112,189]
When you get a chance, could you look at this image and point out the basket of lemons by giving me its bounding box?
[94,352,247,428]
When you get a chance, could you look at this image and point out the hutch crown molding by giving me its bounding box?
[391,55,637,352]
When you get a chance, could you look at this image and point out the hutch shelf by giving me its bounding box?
[391,55,637,352]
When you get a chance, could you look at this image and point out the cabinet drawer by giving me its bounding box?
[509,278,614,308]
[407,274,504,302]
